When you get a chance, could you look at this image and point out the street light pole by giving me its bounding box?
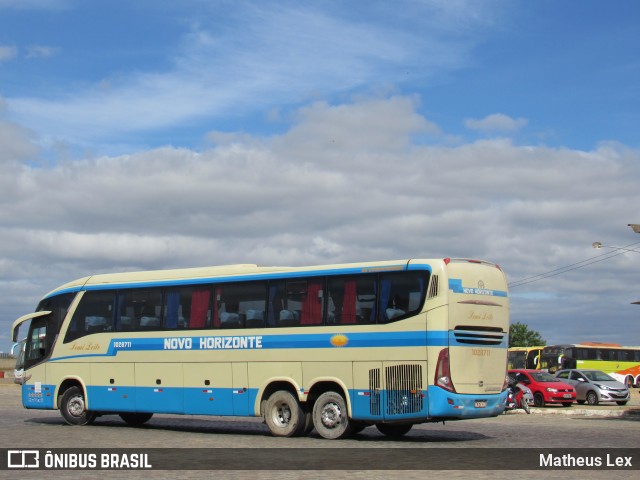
[594,226,639,305]
[591,242,640,254]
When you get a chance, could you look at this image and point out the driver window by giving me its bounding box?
[571,372,585,382]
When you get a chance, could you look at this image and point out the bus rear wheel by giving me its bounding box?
[119,412,154,426]
[312,391,353,440]
[264,390,306,437]
[60,386,97,426]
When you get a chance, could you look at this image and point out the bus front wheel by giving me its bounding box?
[312,391,353,440]
[60,386,97,426]
[263,390,306,437]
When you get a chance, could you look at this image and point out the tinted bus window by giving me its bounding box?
[64,291,115,342]
[378,271,428,323]
[36,293,75,334]
[213,282,266,329]
[116,289,163,331]
[24,317,49,368]
[327,275,377,325]
[164,286,212,329]
[268,279,324,327]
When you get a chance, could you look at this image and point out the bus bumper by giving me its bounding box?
[22,383,56,409]
[427,387,507,419]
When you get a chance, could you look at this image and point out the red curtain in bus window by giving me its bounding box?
[341,280,357,324]
[212,287,222,328]
[190,288,211,329]
[301,281,322,325]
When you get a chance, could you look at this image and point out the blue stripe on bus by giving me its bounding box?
[50,331,446,361]
[50,329,506,362]
[44,263,433,298]
[448,279,508,297]
[24,383,505,422]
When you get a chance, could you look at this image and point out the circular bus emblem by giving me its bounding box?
[330,334,349,348]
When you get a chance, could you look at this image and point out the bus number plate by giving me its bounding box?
[474,400,487,408]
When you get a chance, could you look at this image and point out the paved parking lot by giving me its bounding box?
[1,381,638,479]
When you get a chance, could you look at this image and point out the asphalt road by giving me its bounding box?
[0,384,638,479]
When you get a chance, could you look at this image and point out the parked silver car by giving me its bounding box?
[554,369,630,406]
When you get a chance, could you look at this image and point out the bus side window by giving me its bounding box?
[64,291,115,342]
[116,289,163,331]
[327,276,375,325]
[267,279,324,327]
[378,271,428,323]
[214,282,266,329]
[164,286,212,329]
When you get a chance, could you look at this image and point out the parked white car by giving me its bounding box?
[555,369,630,406]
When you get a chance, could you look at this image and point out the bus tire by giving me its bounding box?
[625,376,633,389]
[263,390,306,437]
[60,386,97,426]
[119,412,153,426]
[312,391,353,440]
[376,423,413,437]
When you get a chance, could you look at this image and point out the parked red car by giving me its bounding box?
[508,369,576,407]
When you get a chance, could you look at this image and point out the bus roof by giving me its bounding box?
[42,259,457,299]
[41,257,504,300]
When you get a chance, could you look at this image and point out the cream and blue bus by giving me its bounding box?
[11,258,509,439]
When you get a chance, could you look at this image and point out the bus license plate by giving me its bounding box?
[474,400,487,408]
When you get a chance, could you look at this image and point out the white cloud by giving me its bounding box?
[1,95,639,352]
[0,45,17,62]
[0,120,40,162]
[5,2,499,150]
[465,113,528,132]
[25,45,60,58]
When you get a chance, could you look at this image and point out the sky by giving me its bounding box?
[0,0,639,353]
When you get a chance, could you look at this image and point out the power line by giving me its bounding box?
[509,240,640,289]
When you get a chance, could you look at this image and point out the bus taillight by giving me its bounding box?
[435,348,456,393]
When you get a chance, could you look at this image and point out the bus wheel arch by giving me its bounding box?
[260,380,310,437]
[263,390,307,437]
[624,375,635,389]
[58,381,96,426]
[259,380,302,417]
